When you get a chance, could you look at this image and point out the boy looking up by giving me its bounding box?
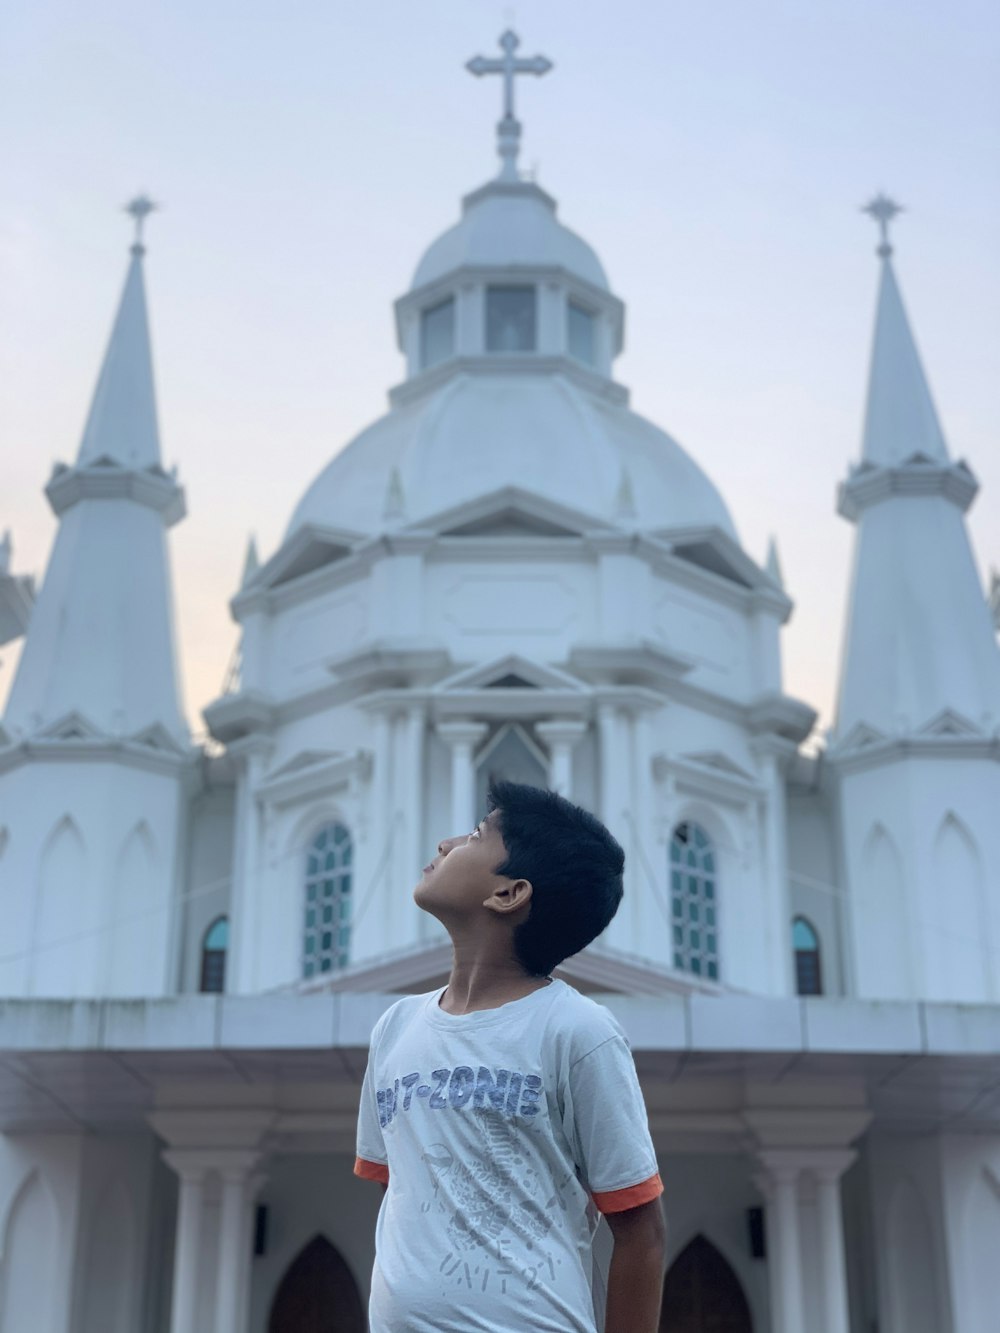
[355,781,666,1332]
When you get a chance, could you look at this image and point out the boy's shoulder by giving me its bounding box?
[546,980,627,1058]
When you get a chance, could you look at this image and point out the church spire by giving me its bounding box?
[858,195,949,468]
[76,196,162,469]
[832,199,1000,743]
[3,201,188,745]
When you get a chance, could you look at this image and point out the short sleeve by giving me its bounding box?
[565,1033,662,1214]
[354,1029,389,1186]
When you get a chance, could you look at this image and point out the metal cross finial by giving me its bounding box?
[862,193,904,259]
[466,30,553,182]
[124,194,158,254]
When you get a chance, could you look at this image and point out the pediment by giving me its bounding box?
[131,723,187,756]
[415,486,610,541]
[836,721,889,752]
[918,708,981,739]
[37,711,104,742]
[681,750,755,782]
[655,525,764,591]
[436,654,586,694]
[257,524,363,591]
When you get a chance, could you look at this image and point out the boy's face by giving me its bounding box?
[414,812,524,922]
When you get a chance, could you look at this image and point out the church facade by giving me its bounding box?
[1,32,999,1333]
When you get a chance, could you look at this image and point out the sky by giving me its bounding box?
[2,0,999,739]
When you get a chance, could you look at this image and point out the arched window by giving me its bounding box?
[303,823,353,979]
[200,916,229,993]
[669,822,719,980]
[793,916,822,995]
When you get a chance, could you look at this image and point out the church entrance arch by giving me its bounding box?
[659,1234,753,1332]
[267,1235,365,1333]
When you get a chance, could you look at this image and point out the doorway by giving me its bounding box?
[660,1234,753,1332]
[268,1236,365,1333]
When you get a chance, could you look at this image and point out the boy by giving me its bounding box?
[354,780,666,1332]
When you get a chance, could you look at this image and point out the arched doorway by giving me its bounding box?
[268,1236,365,1333]
[660,1235,753,1332]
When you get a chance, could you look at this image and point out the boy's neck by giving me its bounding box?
[439,939,550,1015]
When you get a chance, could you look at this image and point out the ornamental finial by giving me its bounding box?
[862,193,903,259]
[124,194,158,255]
[466,30,553,183]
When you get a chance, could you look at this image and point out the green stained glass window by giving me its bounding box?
[668,822,720,982]
[302,823,353,978]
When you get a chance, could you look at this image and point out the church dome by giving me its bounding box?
[287,372,737,539]
[412,181,609,293]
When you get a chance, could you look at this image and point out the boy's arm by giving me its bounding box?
[604,1199,667,1333]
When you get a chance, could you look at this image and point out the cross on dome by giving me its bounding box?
[466,30,553,183]
[125,194,158,254]
[862,193,903,259]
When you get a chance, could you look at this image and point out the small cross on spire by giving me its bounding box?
[124,194,158,255]
[466,30,553,182]
[862,193,903,259]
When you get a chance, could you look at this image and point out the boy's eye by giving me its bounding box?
[469,826,481,839]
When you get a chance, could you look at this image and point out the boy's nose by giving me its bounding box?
[437,835,465,855]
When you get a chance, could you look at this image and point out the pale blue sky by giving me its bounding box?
[2,0,998,733]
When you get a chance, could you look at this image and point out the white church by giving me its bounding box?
[1,29,998,1333]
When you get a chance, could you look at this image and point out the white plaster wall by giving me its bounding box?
[938,1134,1000,1333]
[867,1132,954,1333]
[0,761,186,999]
[0,1134,84,1333]
[838,756,1000,1001]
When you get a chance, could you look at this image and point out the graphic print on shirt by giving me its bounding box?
[378,1064,576,1298]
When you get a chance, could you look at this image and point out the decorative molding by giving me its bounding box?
[45,461,185,525]
[255,749,372,809]
[838,458,978,521]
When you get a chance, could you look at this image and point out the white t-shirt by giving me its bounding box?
[355,979,662,1333]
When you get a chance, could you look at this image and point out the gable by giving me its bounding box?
[414,485,610,543]
[436,653,586,694]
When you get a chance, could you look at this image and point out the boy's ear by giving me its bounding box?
[484,878,533,917]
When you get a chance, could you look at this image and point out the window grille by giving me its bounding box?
[669,822,719,980]
[303,823,353,978]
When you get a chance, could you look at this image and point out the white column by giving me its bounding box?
[536,719,588,797]
[436,721,488,833]
[214,1152,263,1333]
[752,739,795,995]
[597,702,627,832]
[813,1151,855,1333]
[163,1152,209,1333]
[758,1152,806,1333]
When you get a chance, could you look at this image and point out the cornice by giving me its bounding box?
[255,749,372,808]
[46,461,186,526]
[388,356,629,409]
[0,734,194,778]
[827,731,1000,774]
[837,458,978,521]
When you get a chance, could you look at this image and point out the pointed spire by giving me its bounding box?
[240,534,260,588]
[614,465,637,520]
[383,466,407,522]
[859,196,949,468]
[76,197,162,470]
[765,535,784,589]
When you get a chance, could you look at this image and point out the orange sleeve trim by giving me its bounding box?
[354,1156,389,1185]
[592,1172,664,1215]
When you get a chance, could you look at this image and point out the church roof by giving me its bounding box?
[287,370,738,540]
[412,179,609,292]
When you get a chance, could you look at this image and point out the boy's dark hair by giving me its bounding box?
[487,780,625,976]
